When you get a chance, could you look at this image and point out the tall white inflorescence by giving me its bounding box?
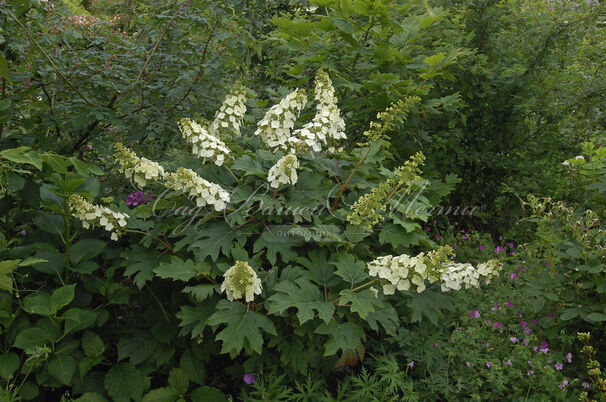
[255,89,307,151]
[164,167,230,211]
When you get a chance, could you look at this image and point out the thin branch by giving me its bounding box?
[6,12,93,106]
[114,0,193,109]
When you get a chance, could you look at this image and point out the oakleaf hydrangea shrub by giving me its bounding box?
[68,70,503,379]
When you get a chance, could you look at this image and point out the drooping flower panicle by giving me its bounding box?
[178,118,231,166]
[69,194,129,241]
[347,152,426,227]
[221,261,262,302]
[114,143,165,187]
[368,248,501,295]
[164,167,230,211]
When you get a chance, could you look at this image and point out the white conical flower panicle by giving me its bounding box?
[255,89,307,151]
[210,83,247,138]
[288,70,346,154]
[114,143,165,188]
[178,118,230,166]
[312,69,346,144]
[267,154,299,188]
[164,167,230,211]
[221,261,262,302]
[68,194,129,241]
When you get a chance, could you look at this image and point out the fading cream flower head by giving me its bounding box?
[114,143,165,188]
[69,194,129,241]
[255,89,307,151]
[267,154,299,188]
[221,261,262,302]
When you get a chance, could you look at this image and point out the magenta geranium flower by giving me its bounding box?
[505,301,514,307]
[469,310,481,318]
[509,273,518,280]
[555,362,563,370]
[486,361,491,368]
[479,245,486,251]
[510,337,517,343]
[519,320,527,328]
[243,373,255,384]
[494,246,504,253]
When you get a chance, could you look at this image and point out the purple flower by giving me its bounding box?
[436,233,441,240]
[492,322,501,328]
[486,361,492,368]
[243,374,255,384]
[479,245,486,251]
[555,362,563,370]
[527,370,534,376]
[505,301,514,307]
[510,337,518,343]
[451,245,456,250]
[582,382,590,389]
[87,144,93,150]
[509,273,518,280]
[408,361,415,369]
[19,229,27,236]
[546,261,550,267]
[523,338,528,345]
[540,341,549,353]
[520,321,527,328]
[466,361,471,367]
[490,303,500,311]
[485,319,491,324]
[463,235,468,240]
[427,227,431,232]
[559,380,569,390]
[506,360,513,366]
[126,191,154,207]
[566,353,572,363]
[509,242,515,248]
[494,246,504,253]
[469,310,481,318]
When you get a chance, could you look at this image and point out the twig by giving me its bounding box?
[114,0,193,109]
[6,12,93,106]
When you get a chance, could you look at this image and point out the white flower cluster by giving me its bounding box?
[221,261,262,302]
[68,194,129,241]
[114,143,165,188]
[367,254,429,294]
[210,84,247,138]
[255,89,307,151]
[368,252,501,295]
[164,167,230,211]
[289,70,346,154]
[439,263,480,291]
[178,118,230,166]
[267,154,299,188]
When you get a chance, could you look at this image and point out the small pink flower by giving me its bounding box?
[505,301,514,307]
[479,245,486,251]
[486,361,492,368]
[469,310,481,318]
[546,261,550,267]
[485,319,491,324]
[466,361,471,367]
[523,338,528,345]
[408,361,415,369]
[509,242,515,248]
[509,273,518,280]
[519,321,527,328]
[566,353,572,363]
[494,246,504,253]
[555,362,563,370]
[436,234,441,240]
[506,360,513,366]
[492,322,501,328]
[451,245,456,250]
[510,337,518,343]
[527,370,534,376]
[427,227,431,232]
